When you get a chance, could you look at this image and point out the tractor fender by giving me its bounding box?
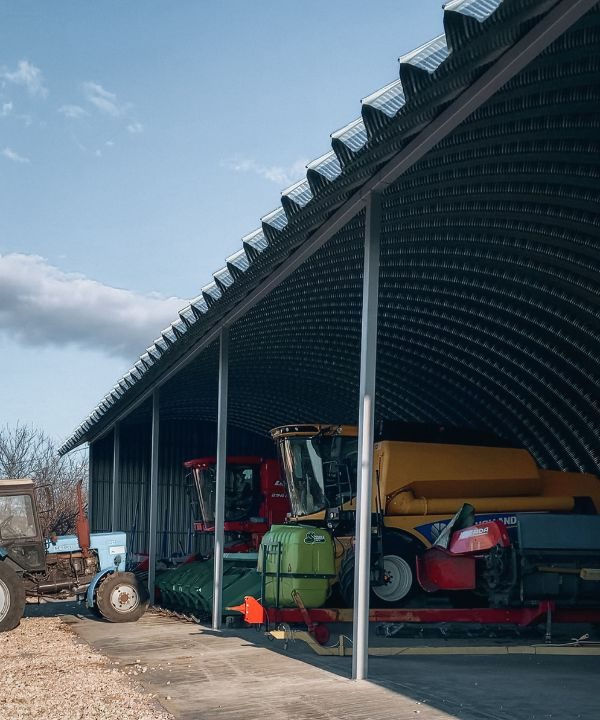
[86,568,115,609]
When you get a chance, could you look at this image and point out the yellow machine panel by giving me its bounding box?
[375,441,542,499]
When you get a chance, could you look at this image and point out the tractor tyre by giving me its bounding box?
[0,561,26,633]
[95,572,148,623]
[339,547,356,607]
[338,534,420,608]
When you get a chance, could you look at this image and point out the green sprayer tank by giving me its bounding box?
[258,524,335,608]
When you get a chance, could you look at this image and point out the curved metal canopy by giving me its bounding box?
[60,0,600,476]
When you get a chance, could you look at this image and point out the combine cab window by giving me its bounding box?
[0,494,37,539]
[193,465,259,524]
[277,435,358,516]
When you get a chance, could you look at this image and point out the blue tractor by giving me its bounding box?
[0,477,147,632]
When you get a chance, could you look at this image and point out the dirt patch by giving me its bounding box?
[0,617,173,720]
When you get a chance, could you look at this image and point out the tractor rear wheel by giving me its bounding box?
[95,572,148,623]
[0,561,26,632]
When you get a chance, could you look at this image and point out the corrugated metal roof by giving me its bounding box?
[59,0,600,477]
[445,0,504,23]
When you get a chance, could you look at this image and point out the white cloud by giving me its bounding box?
[83,81,128,117]
[2,147,30,164]
[80,82,142,137]
[58,104,88,119]
[2,60,48,98]
[222,156,308,186]
[1,101,13,117]
[0,253,187,359]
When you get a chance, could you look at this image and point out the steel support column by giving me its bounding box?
[352,192,381,681]
[147,389,160,600]
[87,441,94,531]
[111,423,120,531]
[212,327,229,630]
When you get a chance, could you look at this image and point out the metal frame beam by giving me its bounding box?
[111,422,120,531]
[212,327,229,629]
[352,192,381,681]
[147,389,160,600]
[77,0,594,450]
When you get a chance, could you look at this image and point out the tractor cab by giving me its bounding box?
[0,478,46,572]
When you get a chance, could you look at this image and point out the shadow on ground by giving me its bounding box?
[227,620,600,720]
[58,607,600,720]
[24,599,95,619]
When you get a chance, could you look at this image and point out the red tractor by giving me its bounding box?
[184,456,289,553]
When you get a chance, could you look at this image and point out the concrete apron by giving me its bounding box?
[63,611,600,720]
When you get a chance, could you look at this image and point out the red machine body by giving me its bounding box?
[229,595,600,645]
[417,520,511,592]
[184,456,289,552]
[449,520,511,555]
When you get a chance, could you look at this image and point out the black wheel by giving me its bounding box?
[94,572,148,623]
[339,547,356,607]
[339,534,420,608]
[0,561,26,633]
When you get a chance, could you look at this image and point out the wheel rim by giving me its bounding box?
[109,583,140,614]
[372,554,413,602]
[0,578,11,622]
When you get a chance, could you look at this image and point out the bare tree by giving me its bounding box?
[0,423,88,536]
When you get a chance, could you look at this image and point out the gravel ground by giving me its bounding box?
[1,617,173,720]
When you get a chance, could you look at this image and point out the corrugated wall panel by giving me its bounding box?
[89,431,113,534]
[90,419,273,558]
[117,422,151,556]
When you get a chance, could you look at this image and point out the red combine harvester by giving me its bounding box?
[154,457,289,617]
[184,456,289,552]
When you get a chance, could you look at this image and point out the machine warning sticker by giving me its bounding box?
[109,545,126,555]
[304,532,326,544]
[459,526,489,540]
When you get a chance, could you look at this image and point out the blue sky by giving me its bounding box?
[0,0,444,443]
